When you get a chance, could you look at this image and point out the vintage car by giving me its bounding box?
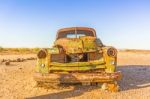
[34,27,122,92]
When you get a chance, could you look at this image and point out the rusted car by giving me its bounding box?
[34,27,122,92]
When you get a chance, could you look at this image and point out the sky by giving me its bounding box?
[0,0,150,49]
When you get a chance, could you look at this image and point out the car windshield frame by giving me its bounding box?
[57,29,96,39]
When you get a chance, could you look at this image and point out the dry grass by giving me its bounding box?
[0,47,42,54]
[1,47,150,54]
[119,49,150,54]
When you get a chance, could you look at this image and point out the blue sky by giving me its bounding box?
[0,0,150,49]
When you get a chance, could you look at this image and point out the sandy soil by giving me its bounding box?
[0,52,150,99]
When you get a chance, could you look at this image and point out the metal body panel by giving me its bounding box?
[34,71,122,83]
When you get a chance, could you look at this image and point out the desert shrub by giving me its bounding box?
[0,46,3,52]
[18,48,30,53]
[32,48,40,53]
[11,48,20,52]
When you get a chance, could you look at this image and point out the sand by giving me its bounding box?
[0,51,150,99]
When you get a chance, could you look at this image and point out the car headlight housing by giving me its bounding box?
[37,49,47,59]
[107,47,117,57]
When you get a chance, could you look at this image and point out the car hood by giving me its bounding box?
[54,36,99,54]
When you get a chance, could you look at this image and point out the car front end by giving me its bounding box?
[34,27,122,92]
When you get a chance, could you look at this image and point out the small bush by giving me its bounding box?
[32,48,40,53]
[0,46,4,52]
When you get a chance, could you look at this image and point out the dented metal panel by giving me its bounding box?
[34,71,122,83]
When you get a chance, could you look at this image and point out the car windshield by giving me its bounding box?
[57,30,95,39]
[67,33,85,38]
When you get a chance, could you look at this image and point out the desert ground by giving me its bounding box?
[0,50,150,99]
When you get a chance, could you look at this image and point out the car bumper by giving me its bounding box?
[34,71,122,83]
